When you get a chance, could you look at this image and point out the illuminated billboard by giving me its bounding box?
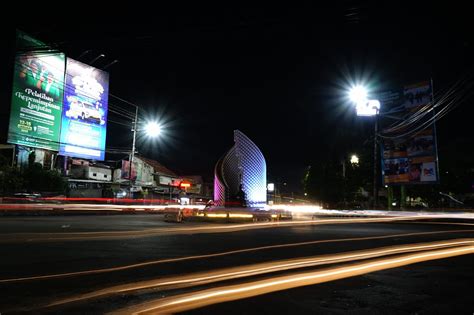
[379,81,439,185]
[59,58,109,160]
[356,99,380,116]
[8,31,65,150]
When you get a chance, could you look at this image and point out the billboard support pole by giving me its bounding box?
[400,185,407,209]
[12,145,16,167]
[431,78,440,184]
[129,106,138,198]
[387,186,393,210]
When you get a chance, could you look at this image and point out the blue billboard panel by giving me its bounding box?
[59,58,109,160]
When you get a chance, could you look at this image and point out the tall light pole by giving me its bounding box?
[349,85,381,209]
[129,106,138,197]
[373,109,379,209]
[128,107,162,198]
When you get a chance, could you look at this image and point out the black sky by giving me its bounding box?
[1,3,473,193]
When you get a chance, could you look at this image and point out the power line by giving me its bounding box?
[379,75,474,139]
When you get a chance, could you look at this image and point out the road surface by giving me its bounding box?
[0,214,473,314]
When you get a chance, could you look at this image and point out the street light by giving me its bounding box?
[144,121,161,138]
[348,85,380,209]
[128,107,162,197]
[350,154,359,165]
[349,85,368,104]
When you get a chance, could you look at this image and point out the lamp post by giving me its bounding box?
[349,85,381,209]
[373,111,379,209]
[128,107,162,198]
[129,106,138,197]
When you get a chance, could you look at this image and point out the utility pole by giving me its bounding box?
[129,106,138,198]
[169,183,172,204]
[342,160,346,179]
[342,159,346,207]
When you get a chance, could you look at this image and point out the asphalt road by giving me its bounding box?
[0,214,473,314]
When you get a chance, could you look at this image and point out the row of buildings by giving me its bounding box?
[0,144,213,204]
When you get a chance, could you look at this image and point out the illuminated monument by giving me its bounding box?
[214,130,267,208]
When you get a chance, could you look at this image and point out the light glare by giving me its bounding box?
[145,122,161,137]
[349,85,368,104]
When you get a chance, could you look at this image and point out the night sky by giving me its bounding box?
[1,4,473,193]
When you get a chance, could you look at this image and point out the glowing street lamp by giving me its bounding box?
[128,108,163,197]
[144,121,161,138]
[349,85,368,105]
[350,154,359,165]
[347,84,380,209]
[349,85,380,117]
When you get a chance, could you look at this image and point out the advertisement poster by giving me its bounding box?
[406,129,434,157]
[121,160,137,180]
[379,81,439,185]
[59,58,109,160]
[401,82,432,110]
[120,159,154,185]
[382,157,410,183]
[8,31,65,150]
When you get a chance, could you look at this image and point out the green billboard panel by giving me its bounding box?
[7,31,65,151]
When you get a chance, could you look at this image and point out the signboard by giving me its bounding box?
[8,31,65,150]
[59,58,109,160]
[121,160,137,180]
[356,100,380,117]
[124,158,155,185]
[379,81,439,185]
[159,176,180,186]
[185,183,202,194]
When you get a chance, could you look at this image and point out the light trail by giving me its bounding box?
[2,229,473,284]
[0,216,444,243]
[43,238,474,309]
[309,208,474,220]
[0,202,202,211]
[2,201,473,220]
[113,245,474,314]
[406,221,474,227]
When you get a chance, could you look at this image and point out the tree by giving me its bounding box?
[23,162,66,194]
[0,155,23,194]
[0,151,67,195]
[304,160,344,207]
[304,144,373,208]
